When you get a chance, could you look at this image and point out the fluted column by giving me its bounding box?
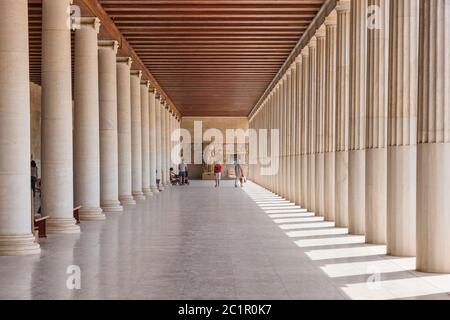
[300,48,310,209]
[335,0,351,228]
[417,0,450,273]
[117,57,136,205]
[165,107,171,185]
[98,40,122,213]
[315,26,326,217]
[161,102,168,187]
[348,0,367,235]
[130,70,145,201]
[0,0,41,255]
[324,11,338,222]
[285,71,292,201]
[41,0,80,233]
[365,0,389,243]
[307,36,317,213]
[295,56,303,207]
[387,0,419,257]
[155,95,163,191]
[279,77,286,198]
[74,17,105,221]
[290,63,298,204]
[141,80,152,196]
[149,88,159,193]
[157,98,165,190]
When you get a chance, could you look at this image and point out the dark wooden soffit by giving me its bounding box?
[28,0,181,118]
[98,0,326,117]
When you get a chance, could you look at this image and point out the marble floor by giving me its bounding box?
[0,180,449,300]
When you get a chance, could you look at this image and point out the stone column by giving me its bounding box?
[285,71,292,201]
[41,0,80,233]
[417,0,450,273]
[348,0,367,235]
[165,107,171,186]
[130,70,145,201]
[74,17,105,221]
[365,0,389,243]
[300,48,310,209]
[160,102,167,187]
[276,83,281,196]
[117,57,136,205]
[315,26,326,217]
[149,88,159,193]
[307,36,317,213]
[387,0,419,257]
[155,96,164,190]
[290,63,298,204]
[98,40,122,213]
[335,0,351,228]
[278,78,285,198]
[324,11,338,222]
[295,56,303,207]
[0,0,41,255]
[140,80,152,196]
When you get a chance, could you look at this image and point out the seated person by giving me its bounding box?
[170,168,180,185]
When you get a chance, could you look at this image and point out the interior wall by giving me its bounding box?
[181,117,249,180]
[30,82,41,174]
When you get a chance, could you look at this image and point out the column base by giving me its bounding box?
[133,191,146,201]
[417,143,450,273]
[348,149,366,235]
[119,195,137,206]
[387,145,416,257]
[143,188,153,196]
[47,217,81,234]
[150,186,159,193]
[101,200,123,213]
[0,234,41,256]
[79,207,105,221]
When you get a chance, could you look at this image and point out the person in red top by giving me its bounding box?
[214,162,222,187]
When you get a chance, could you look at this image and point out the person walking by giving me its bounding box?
[31,160,38,197]
[214,162,222,187]
[234,161,244,188]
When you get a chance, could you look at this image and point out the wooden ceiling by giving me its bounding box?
[28,0,326,117]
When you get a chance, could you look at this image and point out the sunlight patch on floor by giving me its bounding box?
[244,181,450,300]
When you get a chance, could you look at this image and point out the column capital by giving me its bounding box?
[117,57,133,68]
[74,17,101,33]
[325,10,338,26]
[336,0,351,13]
[140,80,151,88]
[99,40,119,54]
[315,24,326,38]
[308,36,317,48]
[301,46,309,57]
[130,70,142,80]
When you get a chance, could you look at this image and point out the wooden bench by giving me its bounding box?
[34,216,49,238]
[73,206,82,224]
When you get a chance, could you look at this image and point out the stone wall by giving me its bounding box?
[30,82,41,172]
[181,117,249,180]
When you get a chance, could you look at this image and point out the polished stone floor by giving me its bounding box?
[0,180,449,300]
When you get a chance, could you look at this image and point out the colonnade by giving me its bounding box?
[0,0,180,255]
[249,0,450,273]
